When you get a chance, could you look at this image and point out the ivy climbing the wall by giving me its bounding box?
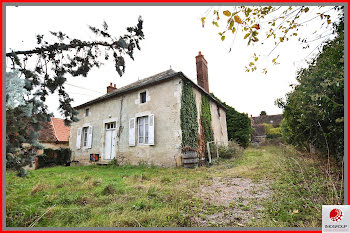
[180,80,198,149]
[200,95,213,144]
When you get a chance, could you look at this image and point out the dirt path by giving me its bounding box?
[193,176,271,227]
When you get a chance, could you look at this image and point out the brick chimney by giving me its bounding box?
[107,82,117,93]
[196,51,209,93]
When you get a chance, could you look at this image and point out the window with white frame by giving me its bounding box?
[105,122,116,130]
[138,116,149,144]
[76,125,93,149]
[82,127,88,147]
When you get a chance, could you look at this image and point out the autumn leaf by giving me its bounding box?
[201,17,206,28]
[232,27,236,34]
[212,21,219,27]
[234,15,242,24]
[221,36,226,41]
[223,10,231,17]
[229,20,235,30]
[304,7,309,13]
[252,24,260,30]
[244,32,250,39]
[327,19,331,24]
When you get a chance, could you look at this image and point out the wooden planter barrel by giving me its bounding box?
[182,150,198,168]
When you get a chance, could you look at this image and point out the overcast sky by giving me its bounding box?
[6,5,338,117]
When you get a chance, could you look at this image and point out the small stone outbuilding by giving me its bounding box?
[37,117,70,153]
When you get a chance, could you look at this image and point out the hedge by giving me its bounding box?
[36,148,71,169]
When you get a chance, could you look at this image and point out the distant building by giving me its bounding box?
[37,117,70,154]
[250,114,283,143]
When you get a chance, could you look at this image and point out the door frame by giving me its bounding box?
[103,118,118,160]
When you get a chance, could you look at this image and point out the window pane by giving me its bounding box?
[138,117,144,143]
[83,127,88,146]
[140,92,146,103]
[145,116,149,144]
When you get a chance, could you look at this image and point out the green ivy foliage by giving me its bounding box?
[37,148,72,169]
[200,95,213,144]
[180,80,198,149]
[277,18,344,161]
[264,123,282,138]
[211,93,252,148]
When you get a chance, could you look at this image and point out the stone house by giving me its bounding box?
[69,52,228,167]
[250,114,283,143]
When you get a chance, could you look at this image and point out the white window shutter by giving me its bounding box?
[87,126,93,148]
[148,114,155,145]
[76,128,82,149]
[129,118,136,146]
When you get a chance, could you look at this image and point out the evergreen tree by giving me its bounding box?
[6,18,144,176]
[260,111,267,116]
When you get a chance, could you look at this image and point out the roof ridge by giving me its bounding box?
[74,69,226,110]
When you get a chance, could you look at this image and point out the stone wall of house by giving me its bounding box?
[192,87,228,146]
[69,77,183,167]
[209,100,228,146]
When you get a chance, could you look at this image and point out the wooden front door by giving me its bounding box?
[104,122,116,160]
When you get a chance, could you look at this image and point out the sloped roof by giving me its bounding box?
[38,118,70,143]
[38,121,57,143]
[251,114,283,126]
[74,69,226,110]
[51,118,70,142]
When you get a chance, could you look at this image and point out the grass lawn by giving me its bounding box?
[6,145,343,227]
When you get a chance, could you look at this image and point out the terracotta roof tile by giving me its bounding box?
[51,118,70,142]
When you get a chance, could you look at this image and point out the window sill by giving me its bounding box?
[137,144,152,146]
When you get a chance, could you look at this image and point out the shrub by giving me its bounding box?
[265,124,282,138]
[108,158,118,166]
[55,148,71,165]
[36,154,56,169]
[218,141,243,159]
[277,19,344,161]
[36,148,71,169]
